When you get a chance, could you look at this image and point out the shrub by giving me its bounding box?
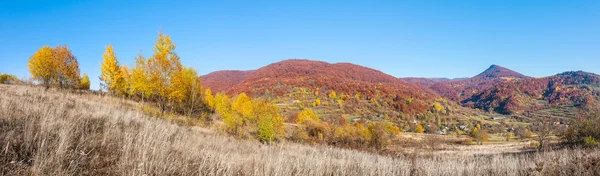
[564,111,600,146]
[415,124,424,133]
[583,136,598,148]
[78,73,91,90]
[313,98,321,107]
[0,73,19,84]
[462,138,474,145]
[506,132,514,141]
[530,140,539,149]
[295,108,319,124]
[385,123,401,135]
[355,123,372,145]
[332,124,365,148]
[301,119,329,143]
[424,124,439,134]
[515,127,533,139]
[222,113,244,137]
[257,116,275,143]
[469,128,489,145]
[368,122,389,150]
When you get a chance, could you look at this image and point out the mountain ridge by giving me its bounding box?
[429,64,530,102]
[200,60,599,116]
[201,59,442,115]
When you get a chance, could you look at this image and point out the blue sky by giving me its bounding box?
[1,0,599,90]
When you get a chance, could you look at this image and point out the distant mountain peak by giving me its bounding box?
[488,64,502,68]
[474,64,529,79]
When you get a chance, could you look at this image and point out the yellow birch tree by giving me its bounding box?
[130,54,151,100]
[28,46,57,89]
[99,44,124,94]
[147,32,182,112]
[78,73,90,90]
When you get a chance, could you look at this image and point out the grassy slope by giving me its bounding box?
[1,84,599,175]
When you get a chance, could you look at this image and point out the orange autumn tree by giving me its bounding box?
[28,45,81,89]
[54,45,80,89]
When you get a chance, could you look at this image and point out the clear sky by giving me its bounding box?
[1,0,599,90]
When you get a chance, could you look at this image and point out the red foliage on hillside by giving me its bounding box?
[463,71,600,114]
[200,70,254,93]
[229,60,432,93]
[205,59,441,115]
[430,65,530,102]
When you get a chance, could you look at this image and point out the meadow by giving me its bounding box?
[1,84,599,175]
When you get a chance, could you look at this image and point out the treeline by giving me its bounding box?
[27,45,90,90]
[0,73,20,85]
[96,32,288,143]
[98,33,205,115]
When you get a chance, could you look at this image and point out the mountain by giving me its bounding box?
[462,71,600,115]
[200,70,254,93]
[203,59,441,115]
[430,65,530,102]
[200,61,599,116]
[227,59,436,96]
[473,64,529,80]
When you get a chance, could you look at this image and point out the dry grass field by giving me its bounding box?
[1,84,599,176]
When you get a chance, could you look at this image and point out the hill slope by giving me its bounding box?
[204,59,441,115]
[200,70,254,93]
[430,65,530,102]
[1,84,598,175]
[230,59,435,96]
[0,84,404,175]
[462,71,600,115]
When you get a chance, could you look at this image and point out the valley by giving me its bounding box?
[200,59,600,147]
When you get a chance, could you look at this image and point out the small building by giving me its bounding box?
[492,116,506,120]
[506,127,514,133]
[554,121,561,125]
